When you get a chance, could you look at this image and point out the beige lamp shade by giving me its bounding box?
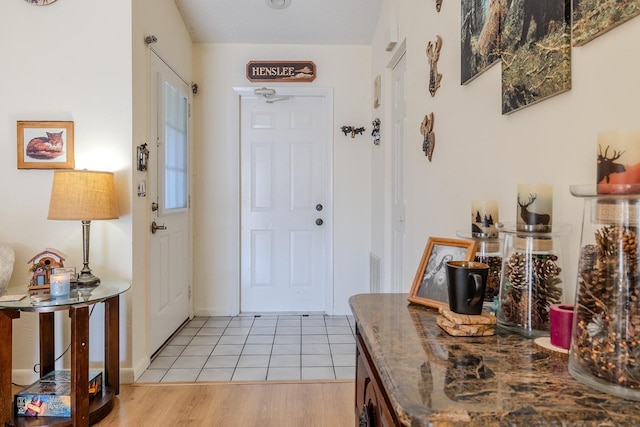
[48,170,119,220]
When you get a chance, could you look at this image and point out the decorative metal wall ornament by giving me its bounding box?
[426,36,443,97]
[371,119,381,146]
[420,113,435,161]
[340,126,366,138]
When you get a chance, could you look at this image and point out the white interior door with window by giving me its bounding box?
[149,52,191,354]
[391,51,407,293]
[238,87,332,313]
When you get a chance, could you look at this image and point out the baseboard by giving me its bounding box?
[120,367,138,384]
[13,364,143,387]
[194,308,239,317]
[11,369,39,388]
[127,355,151,384]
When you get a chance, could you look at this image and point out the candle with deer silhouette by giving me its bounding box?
[597,130,640,194]
[516,184,552,232]
[471,200,499,238]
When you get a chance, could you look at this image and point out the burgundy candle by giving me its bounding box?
[550,304,574,350]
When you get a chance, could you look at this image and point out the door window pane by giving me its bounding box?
[164,81,188,210]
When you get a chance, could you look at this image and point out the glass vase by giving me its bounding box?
[496,223,568,337]
[569,185,640,400]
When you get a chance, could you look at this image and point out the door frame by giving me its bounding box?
[148,51,193,353]
[232,86,335,315]
[388,41,407,294]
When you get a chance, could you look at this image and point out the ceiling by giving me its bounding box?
[173,0,383,45]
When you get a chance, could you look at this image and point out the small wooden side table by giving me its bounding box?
[0,280,130,427]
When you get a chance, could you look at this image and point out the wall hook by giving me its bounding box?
[371,119,381,146]
[341,126,366,138]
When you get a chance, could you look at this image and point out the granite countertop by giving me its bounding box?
[349,293,640,426]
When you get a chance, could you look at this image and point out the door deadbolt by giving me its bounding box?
[316,218,323,226]
[316,204,323,211]
[151,221,167,234]
[151,202,158,212]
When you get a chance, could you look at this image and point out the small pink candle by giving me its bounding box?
[550,304,574,350]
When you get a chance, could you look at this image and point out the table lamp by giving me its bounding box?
[47,170,119,286]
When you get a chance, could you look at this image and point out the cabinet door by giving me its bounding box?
[355,330,398,427]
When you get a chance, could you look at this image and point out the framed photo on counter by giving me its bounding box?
[408,237,477,309]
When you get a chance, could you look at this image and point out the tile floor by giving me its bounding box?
[136,314,357,383]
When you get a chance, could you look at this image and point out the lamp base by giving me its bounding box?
[77,272,101,287]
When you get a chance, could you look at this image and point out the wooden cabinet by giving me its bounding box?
[354,327,398,427]
[350,294,640,426]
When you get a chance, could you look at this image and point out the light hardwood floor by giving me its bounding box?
[95,380,355,427]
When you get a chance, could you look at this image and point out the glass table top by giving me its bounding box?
[0,279,130,312]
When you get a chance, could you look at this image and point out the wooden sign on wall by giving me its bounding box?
[246,61,316,82]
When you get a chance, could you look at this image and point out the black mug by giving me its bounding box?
[445,261,489,315]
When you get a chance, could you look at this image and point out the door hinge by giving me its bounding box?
[188,285,192,300]
[188,103,191,118]
[188,195,191,209]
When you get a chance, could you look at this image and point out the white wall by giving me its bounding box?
[0,0,133,385]
[371,0,640,304]
[0,0,192,385]
[192,44,372,316]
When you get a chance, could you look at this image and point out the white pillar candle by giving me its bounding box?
[471,200,499,237]
[50,272,70,298]
[597,130,640,194]
[516,184,552,232]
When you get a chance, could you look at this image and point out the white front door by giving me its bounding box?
[149,53,191,354]
[239,88,332,313]
[391,52,407,292]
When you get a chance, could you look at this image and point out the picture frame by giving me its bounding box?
[17,121,74,169]
[408,237,478,309]
[500,0,571,114]
[460,0,503,85]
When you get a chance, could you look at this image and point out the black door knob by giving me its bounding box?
[316,218,323,226]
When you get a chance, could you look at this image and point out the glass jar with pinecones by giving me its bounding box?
[496,224,568,337]
[569,185,640,401]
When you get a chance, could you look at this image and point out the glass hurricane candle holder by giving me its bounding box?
[569,184,640,401]
[496,223,569,337]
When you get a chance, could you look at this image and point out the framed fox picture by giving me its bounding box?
[17,121,74,169]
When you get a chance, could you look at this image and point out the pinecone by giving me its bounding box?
[539,276,563,303]
[506,252,527,289]
[517,290,531,326]
[578,244,597,275]
[534,258,560,281]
